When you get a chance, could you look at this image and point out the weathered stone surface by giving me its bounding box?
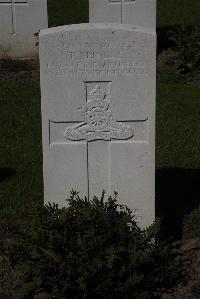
[0,0,48,58]
[40,23,156,228]
[89,0,156,29]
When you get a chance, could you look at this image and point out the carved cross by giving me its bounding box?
[0,0,28,34]
[49,82,148,199]
[110,0,135,24]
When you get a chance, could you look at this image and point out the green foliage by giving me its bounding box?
[158,26,200,82]
[1,191,182,299]
[157,49,186,83]
[168,26,200,76]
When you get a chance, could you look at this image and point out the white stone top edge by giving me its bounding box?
[40,23,156,37]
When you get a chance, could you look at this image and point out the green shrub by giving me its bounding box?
[1,191,182,299]
[157,49,186,83]
[157,26,200,83]
[168,26,200,76]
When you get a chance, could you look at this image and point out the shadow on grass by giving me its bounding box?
[156,168,200,241]
[157,26,176,54]
[0,168,16,183]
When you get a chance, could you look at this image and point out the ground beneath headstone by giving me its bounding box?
[0,59,39,81]
[161,237,200,299]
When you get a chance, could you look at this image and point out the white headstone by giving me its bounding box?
[0,0,48,58]
[40,23,156,228]
[89,0,156,29]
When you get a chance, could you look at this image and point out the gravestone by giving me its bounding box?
[40,23,156,228]
[0,0,48,58]
[89,0,156,29]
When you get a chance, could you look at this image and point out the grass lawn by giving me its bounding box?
[156,83,200,237]
[0,82,43,218]
[48,0,88,26]
[156,83,200,169]
[0,80,200,231]
[157,0,200,27]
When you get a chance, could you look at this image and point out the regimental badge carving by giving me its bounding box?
[64,84,134,142]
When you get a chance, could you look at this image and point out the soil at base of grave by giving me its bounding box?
[160,234,200,299]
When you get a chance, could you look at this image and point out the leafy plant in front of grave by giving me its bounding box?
[2,191,182,299]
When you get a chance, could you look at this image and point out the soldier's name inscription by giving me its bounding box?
[44,32,147,78]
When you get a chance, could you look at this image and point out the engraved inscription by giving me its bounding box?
[47,60,145,77]
[45,33,147,78]
[64,84,133,142]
